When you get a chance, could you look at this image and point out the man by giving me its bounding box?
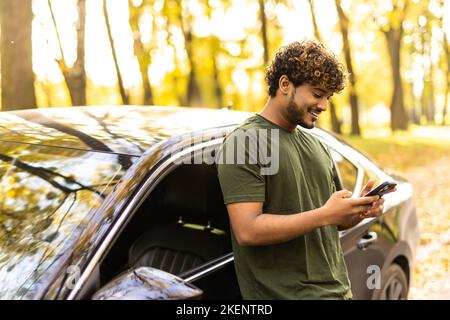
[216,40,393,299]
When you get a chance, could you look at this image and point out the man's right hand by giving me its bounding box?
[321,190,379,226]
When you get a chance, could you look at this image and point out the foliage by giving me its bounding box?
[0,0,448,130]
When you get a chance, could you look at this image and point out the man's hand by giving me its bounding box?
[335,180,397,230]
[358,179,396,219]
[321,189,379,226]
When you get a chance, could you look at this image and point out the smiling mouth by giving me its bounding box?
[309,111,320,119]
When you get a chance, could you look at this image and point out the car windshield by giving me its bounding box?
[0,141,132,299]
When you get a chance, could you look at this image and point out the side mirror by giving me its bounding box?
[92,267,203,300]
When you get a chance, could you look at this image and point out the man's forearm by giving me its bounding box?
[237,207,330,246]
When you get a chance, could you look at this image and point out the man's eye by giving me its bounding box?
[314,93,322,98]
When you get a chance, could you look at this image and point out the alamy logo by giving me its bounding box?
[172,128,280,175]
[366,265,381,290]
[216,129,280,175]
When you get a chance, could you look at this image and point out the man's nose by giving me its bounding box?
[318,98,328,111]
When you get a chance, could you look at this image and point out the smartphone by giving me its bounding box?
[364,181,397,198]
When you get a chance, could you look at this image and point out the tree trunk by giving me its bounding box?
[384,28,408,131]
[103,0,129,105]
[308,0,321,41]
[203,0,223,108]
[162,0,183,105]
[177,0,201,106]
[48,0,87,106]
[211,40,223,108]
[259,0,269,65]
[335,0,360,135]
[166,24,184,105]
[128,0,153,105]
[329,101,342,134]
[72,0,87,106]
[0,0,37,111]
[307,0,342,134]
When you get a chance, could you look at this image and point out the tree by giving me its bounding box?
[335,0,361,135]
[307,0,342,134]
[176,0,202,106]
[203,0,224,107]
[379,0,410,131]
[162,0,184,105]
[103,0,129,105]
[210,36,224,108]
[128,0,154,105]
[0,0,37,111]
[47,0,87,106]
[259,0,269,66]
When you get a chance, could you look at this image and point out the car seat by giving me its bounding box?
[128,164,231,275]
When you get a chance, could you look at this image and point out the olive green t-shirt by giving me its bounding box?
[216,114,352,300]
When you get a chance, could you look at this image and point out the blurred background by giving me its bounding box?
[0,0,449,299]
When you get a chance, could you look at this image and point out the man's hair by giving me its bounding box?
[265,40,347,97]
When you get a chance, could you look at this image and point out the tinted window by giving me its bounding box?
[0,142,134,299]
[329,148,358,192]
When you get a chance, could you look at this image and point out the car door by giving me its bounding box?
[327,146,387,299]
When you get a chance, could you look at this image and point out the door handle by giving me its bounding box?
[357,231,378,251]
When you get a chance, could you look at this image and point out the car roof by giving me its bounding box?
[0,106,253,156]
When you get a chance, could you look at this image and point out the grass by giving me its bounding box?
[338,125,450,171]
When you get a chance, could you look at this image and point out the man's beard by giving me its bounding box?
[286,94,314,129]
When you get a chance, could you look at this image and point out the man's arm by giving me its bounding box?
[227,202,328,245]
[227,190,380,246]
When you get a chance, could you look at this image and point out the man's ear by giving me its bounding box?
[278,75,290,95]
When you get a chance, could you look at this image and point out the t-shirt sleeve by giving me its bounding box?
[216,132,265,205]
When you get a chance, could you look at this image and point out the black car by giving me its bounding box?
[0,106,419,300]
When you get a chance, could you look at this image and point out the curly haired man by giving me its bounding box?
[217,40,390,299]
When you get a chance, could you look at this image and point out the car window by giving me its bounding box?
[0,141,133,299]
[329,148,359,192]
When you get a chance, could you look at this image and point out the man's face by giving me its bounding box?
[285,83,333,129]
